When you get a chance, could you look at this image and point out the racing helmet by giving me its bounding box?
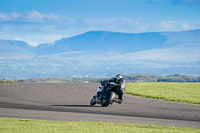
[116,74,122,79]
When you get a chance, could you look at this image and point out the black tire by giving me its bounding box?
[101,92,115,107]
[90,96,96,106]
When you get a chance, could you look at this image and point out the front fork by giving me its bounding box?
[95,93,102,104]
[95,92,107,104]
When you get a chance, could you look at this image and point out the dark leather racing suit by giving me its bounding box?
[108,77,126,103]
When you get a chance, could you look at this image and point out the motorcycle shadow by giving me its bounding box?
[50,105,102,107]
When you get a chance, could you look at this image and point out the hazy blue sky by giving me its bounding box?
[0,0,200,46]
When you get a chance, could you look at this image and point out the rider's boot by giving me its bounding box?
[117,99,122,104]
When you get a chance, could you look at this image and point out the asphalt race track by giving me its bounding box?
[0,83,200,129]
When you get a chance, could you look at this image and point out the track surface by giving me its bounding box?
[0,83,200,129]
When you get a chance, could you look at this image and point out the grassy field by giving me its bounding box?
[0,118,199,133]
[125,82,200,105]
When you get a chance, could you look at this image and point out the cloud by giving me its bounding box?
[84,17,144,26]
[26,11,59,23]
[84,17,150,32]
[0,11,79,46]
[0,11,75,24]
[157,20,190,31]
[0,11,199,46]
[0,12,12,21]
[148,0,200,6]
[164,0,200,6]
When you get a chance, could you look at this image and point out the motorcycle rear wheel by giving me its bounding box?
[101,92,115,107]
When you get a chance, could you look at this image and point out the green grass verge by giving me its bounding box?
[125,82,200,105]
[0,80,17,83]
[0,118,199,133]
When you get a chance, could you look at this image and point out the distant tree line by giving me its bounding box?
[123,74,200,82]
[7,74,199,83]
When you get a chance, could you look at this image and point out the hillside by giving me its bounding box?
[0,29,200,79]
[1,30,200,62]
[0,40,35,59]
[36,31,167,55]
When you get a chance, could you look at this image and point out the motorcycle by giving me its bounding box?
[90,80,121,107]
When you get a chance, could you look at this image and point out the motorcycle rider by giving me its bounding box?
[107,74,126,104]
[98,74,126,104]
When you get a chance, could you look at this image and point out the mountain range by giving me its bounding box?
[0,29,200,79]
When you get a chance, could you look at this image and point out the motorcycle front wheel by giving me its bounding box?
[90,96,96,106]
